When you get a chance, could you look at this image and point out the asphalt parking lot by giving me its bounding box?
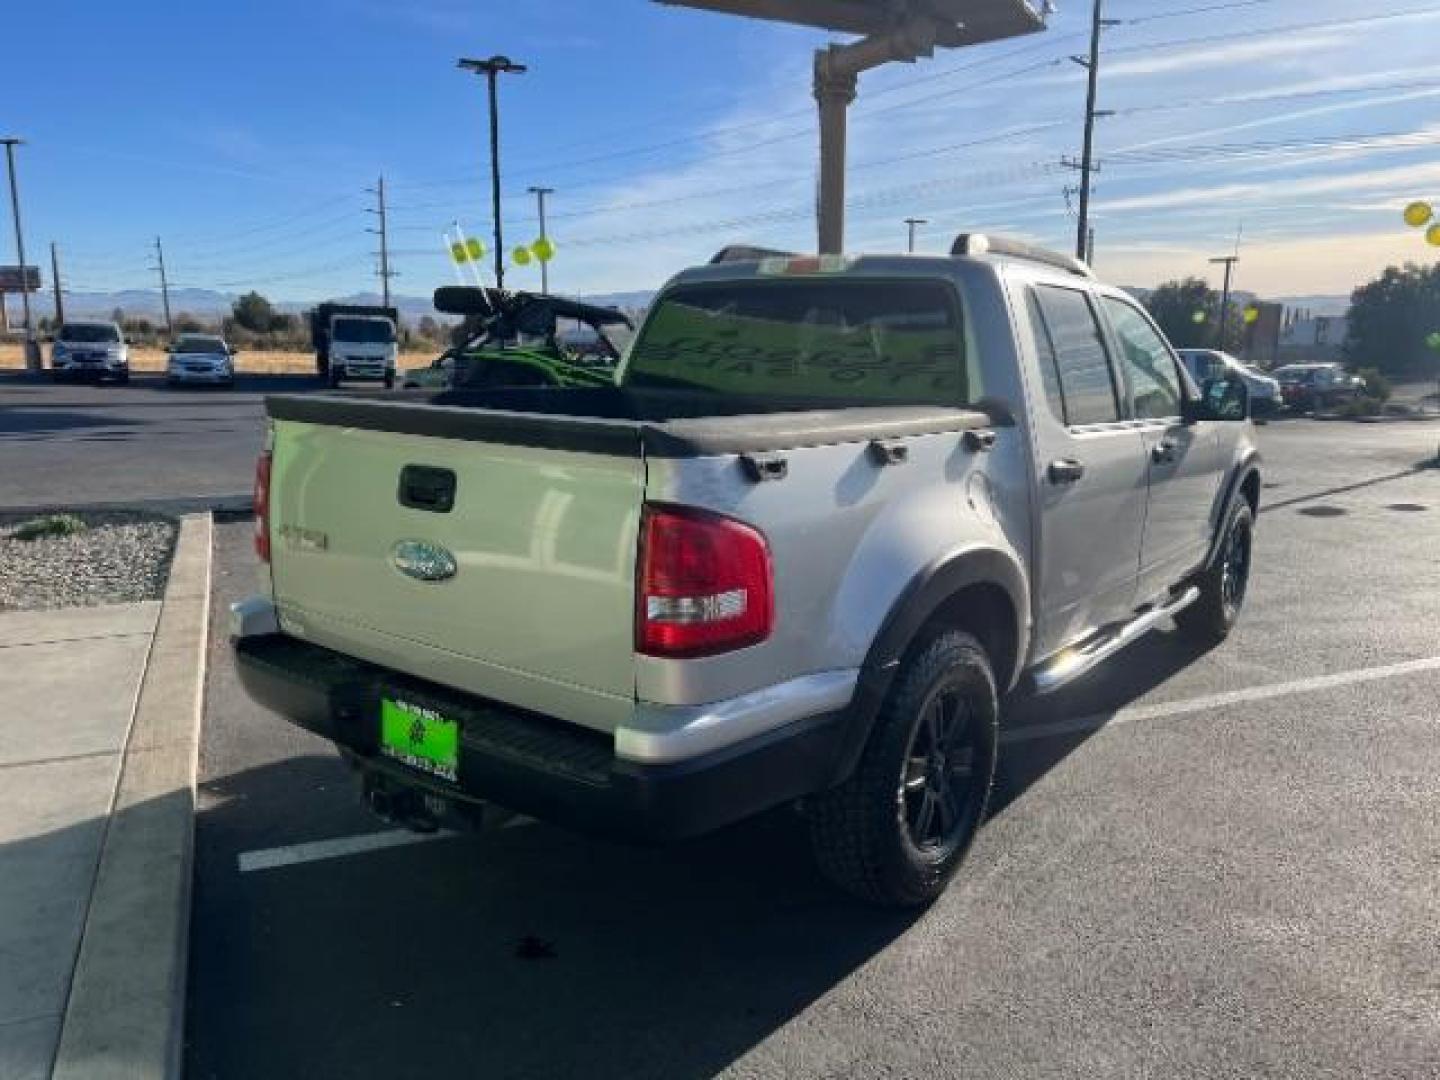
[0,373,315,511]
[186,414,1438,1079]
[4,374,1437,1078]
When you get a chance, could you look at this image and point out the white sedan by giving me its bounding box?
[166,334,236,387]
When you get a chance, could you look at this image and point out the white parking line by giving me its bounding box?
[238,829,455,873]
[237,815,536,873]
[1003,654,1440,744]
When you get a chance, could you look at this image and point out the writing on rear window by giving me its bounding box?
[626,280,974,405]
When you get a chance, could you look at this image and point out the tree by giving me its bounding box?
[232,291,279,333]
[1143,277,1242,351]
[1344,263,1440,376]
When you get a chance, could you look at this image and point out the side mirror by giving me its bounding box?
[1184,374,1250,422]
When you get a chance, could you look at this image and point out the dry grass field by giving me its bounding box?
[0,342,435,375]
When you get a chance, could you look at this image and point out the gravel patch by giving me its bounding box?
[0,510,178,611]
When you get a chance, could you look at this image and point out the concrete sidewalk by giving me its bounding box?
[0,515,210,1079]
[0,604,159,1078]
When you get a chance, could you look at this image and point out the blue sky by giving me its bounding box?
[6,0,1440,304]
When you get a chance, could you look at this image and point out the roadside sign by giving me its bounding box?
[0,266,41,291]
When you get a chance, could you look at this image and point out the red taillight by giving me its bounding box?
[637,505,774,658]
[253,451,272,563]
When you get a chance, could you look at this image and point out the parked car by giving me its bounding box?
[401,291,631,390]
[232,234,1259,907]
[165,333,235,387]
[1178,349,1280,415]
[1272,363,1365,413]
[49,321,129,383]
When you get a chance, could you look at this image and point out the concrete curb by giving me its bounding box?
[0,495,251,518]
[50,513,212,1080]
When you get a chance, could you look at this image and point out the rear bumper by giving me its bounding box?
[232,631,851,841]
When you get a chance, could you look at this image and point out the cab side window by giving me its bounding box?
[1031,286,1122,426]
[1024,289,1068,424]
[1103,297,1183,420]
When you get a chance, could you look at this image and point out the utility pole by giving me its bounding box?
[2,137,38,370]
[528,186,554,293]
[904,217,927,253]
[1210,254,1240,350]
[1071,1,1118,262]
[50,242,64,326]
[458,55,527,290]
[367,174,395,308]
[153,236,173,338]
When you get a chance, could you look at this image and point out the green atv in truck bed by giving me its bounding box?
[402,288,633,390]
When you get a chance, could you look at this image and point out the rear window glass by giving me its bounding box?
[60,323,120,343]
[624,279,973,405]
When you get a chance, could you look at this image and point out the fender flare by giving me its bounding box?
[825,548,1030,787]
[1204,450,1262,570]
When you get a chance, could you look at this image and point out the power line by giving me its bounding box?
[1118,0,1285,25]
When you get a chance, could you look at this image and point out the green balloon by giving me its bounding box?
[1426,332,1440,351]
[512,245,532,266]
[532,236,556,263]
[1192,310,1207,324]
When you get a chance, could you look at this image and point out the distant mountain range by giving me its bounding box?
[7,284,1346,327]
[3,288,658,326]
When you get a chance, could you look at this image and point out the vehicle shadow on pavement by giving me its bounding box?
[0,410,148,438]
[994,626,1217,818]
[187,629,1217,1080]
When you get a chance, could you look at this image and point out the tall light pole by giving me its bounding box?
[458,55,526,290]
[528,185,553,294]
[367,174,395,308]
[1071,0,1118,263]
[50,241,65,327]
[1,137,38,369]
[1210,254,1240,349]
[152,236,174,338]
[904,217,927,253]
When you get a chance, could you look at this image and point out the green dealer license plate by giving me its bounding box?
[379,697,459,782]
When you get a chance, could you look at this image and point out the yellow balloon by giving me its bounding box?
[1244,307,1259,325]
[465,237,485,261]
[449,241,468,263]
[1191,310,1207,324]
[532,236,556,263]
[1428,223,1440,247]
[1404,201,1433,228]
[512,245,532,266]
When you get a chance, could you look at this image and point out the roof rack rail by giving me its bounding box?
[709,244,799,264]
[951,233,1094,278]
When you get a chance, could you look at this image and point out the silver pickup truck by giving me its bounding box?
[233,235,1260,906]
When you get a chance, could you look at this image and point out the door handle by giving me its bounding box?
[1048,459,1086,485]
[1151,438,1177,465]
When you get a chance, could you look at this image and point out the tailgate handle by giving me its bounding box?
[398,465,457,513]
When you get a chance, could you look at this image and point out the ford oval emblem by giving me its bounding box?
[391,540,458,582]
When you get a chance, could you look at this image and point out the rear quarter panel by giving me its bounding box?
[637,262,1036,706]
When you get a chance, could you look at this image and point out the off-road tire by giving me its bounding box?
[1177,501,1254,643]
[807,630,998,907]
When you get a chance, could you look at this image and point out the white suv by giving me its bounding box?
[50,321,130,383]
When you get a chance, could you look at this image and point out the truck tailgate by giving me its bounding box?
[266,403,643,732]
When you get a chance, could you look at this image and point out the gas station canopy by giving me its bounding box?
[656,0,1047,48]
[655,1,1050,252]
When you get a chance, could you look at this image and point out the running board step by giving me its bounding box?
[1031,586,1200,695]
